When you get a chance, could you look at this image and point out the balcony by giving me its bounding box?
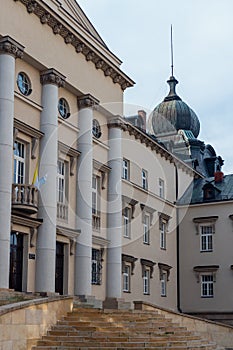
[12,184,38,215]
[57,202,68,220]
[92,214,101,231]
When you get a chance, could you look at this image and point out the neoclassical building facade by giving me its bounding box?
[0,0,231,319]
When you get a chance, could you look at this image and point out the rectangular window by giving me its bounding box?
[201,275,213,297]
[160,219,166,249]
[57,160,66,204]
[159,178,165,198]
[122,159,129,180]
[123,207,130,238]
[143,214,150,244]
[142,169,148,190]
[14,141,25,184]
[143,269,150,295]
[200,225,213,252]
[123,265,130,292]
[161,273,167,296]
[92,249,102,285]
[92,176,101,230]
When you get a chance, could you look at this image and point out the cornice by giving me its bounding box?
[14,118,44,138]
[13,0,134,90]
[0,35,24,59]
[11,214,42,228]
[58,141,80,158]
[40,68,66,87]
[108,117,201,178]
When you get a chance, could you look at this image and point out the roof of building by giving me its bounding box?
[149,76,200,138]
[178,173,233,205]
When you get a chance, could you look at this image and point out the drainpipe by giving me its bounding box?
[175,163,182,313]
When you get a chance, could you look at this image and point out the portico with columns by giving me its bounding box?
[0,36,24,289]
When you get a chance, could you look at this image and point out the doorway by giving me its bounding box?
[9,232,24,291]
[55,242,64,295]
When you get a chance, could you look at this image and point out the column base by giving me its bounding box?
[74,295,102,309]
[103,297,131,310]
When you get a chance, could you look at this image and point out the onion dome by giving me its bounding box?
[150,76,200,138]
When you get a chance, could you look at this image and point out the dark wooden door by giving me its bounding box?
[9,232,23,291]
[55,242,64,295]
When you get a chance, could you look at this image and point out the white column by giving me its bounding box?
[0,36,24,289]
[106,118,123,298]
[75,94,99,296]
[36,69,65,293]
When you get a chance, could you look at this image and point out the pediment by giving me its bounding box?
[57,0,107,47]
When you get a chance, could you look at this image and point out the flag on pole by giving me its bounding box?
[32,161,47,189]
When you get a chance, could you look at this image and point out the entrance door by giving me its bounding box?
[9,232,23,291]
[55,242,64,295]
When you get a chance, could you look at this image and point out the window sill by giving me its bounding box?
[200,250,213,253]
[143,242,150,245]
[201,296,214,298]
[123,290,131,293]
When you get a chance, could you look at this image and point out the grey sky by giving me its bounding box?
[78,0,233,174]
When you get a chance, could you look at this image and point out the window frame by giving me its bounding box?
[141,169,148,190]
[143,213,150,244]
[143,269,150,295]
[161,272,167,297]
[159,178,165,198]
[160,219,166,250]
[123,264,130,292]
[201,274,214,298]
[91,248,102,285]
[58,98,70,119]
[57,160,66,204]
[13,141,26,184]
[17,72,32,96]
[123,207,131,238]
[200,224,213,252]
[122,158,130,180]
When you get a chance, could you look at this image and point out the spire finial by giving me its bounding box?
[171,24,174,76]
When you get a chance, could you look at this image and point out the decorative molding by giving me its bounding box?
[56,225,80,255]
[13,0,134,90]
[158,263,172,281]
[14,118,44,139]
[193,265,219,283]
[77,94,99,110]
[0,36,24,59]
[93,160,111,189]
[11,214,42,228]
[158,212,171,222]
[122,196,138,219]
[193,216,218,223]
[122,254,138,275]
[40,68,66,87]
[140,258,156,278]
[30,227,37,247]
[58,141,80,158]
[92,235,110,247]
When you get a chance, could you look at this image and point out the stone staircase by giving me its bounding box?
[32,307,218,350]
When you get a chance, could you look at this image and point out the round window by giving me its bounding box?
[58,98,70,119]
[17,72,32,96]
[92,119,101,138]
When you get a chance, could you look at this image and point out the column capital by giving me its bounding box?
[77,94,99,110]
[0,36,24,59]
[40,68,66,87]
[107,116,126,130]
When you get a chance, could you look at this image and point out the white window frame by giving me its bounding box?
[92,249,102,285]
[143,213,150,244]
[122,159,129,180]
[143,269,150,295]
[92,175,100,215]
[201,274,214,298]
[142,169,148,190]
[123,207,131,238]
[57,160,66,204]
[200,224,213,252]
[159,178,165,198]
[161,273,167,297]
[123,265,130,292]
[160,219,166,249]
[14,141,26,184]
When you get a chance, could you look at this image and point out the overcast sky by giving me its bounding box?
[78,0,233,174]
